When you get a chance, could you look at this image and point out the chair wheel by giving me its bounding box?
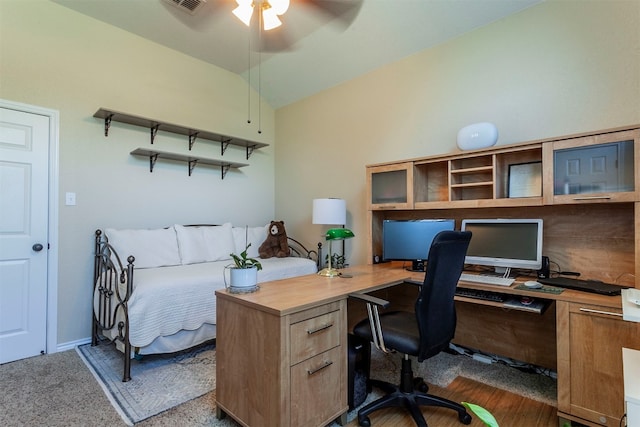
[459,411,472,424]
[358,415,371,427]
[414,378,428,393]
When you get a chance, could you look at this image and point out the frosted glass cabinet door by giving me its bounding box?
[545,129,639,204]
[367,162,414,210]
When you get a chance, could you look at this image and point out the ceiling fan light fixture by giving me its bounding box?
[232,1,254,26]
[261,6,282,30]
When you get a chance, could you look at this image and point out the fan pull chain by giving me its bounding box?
[246,23,251,125]
[257,7,263,134]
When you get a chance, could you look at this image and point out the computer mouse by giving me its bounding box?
[524,280,543,289]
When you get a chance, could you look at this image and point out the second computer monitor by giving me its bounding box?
[382,219,455,271]
[461,218,543,275]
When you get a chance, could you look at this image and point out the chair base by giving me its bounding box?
[357,357,472,427]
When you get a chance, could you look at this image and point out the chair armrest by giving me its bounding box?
[348,293,391,353]
[348,292,390,309]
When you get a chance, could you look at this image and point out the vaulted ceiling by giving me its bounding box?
[51,0,542,108]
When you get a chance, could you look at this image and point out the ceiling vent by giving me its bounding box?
[163,0,207,15]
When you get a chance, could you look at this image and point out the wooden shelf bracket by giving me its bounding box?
[246,144,257,160]
[220,138,232,156]
[188,159,198,176]
[149,152,159,173]
[103,114,113,137]
[188,132,199,150]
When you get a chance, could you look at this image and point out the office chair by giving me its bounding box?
[351,230,473,427]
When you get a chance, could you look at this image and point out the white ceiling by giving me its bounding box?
[51,0,543,109]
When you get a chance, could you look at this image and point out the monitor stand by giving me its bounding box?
[407,260,426,272]
[492,267,513,278]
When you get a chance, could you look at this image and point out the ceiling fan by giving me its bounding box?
[164,0,363,52]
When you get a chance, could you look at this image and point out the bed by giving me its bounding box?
[91,223,321,381]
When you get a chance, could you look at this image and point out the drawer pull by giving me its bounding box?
[572,196,611,201]
[579,308,622,317]
[307,360,333,376]
[307,322,334,335]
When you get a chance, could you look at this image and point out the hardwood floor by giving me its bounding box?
[344,376,558,427]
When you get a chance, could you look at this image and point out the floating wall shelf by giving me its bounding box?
[130,148,248,179]
[94,108,268,159]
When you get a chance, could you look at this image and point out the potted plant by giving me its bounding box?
[225,243,262,292]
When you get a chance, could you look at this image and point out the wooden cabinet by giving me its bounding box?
[367,162,413,210]
[543,129,639,205]
[366,124,640,425]
[216,297,347,427]
[556,301,640,426]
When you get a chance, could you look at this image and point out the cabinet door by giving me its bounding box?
[544,129,639,205]
[557,301,640,426]
[367,163,413,210]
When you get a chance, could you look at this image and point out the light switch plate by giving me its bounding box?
[65,192,76,206]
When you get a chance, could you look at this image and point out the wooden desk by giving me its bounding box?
[214,265,410,427]
[215,264,637,427]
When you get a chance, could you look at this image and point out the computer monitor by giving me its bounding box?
[382,219,455,271]
[460,218,543,276]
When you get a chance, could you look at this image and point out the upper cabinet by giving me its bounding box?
[543,129,639,205]
[415,144,543,209]
[367,126,639,212]
[367,162,414,210]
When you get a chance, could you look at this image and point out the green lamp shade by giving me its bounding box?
[325,228,355,240]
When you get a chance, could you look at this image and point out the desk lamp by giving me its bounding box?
[312,198,353,277]
[319,228,355,277]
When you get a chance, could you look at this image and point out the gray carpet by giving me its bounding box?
[76,341,216,425]
[0,343,556,427]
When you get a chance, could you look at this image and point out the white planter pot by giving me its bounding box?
[224,266,258,293]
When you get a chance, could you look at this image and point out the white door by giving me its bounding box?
[0,107,50,363]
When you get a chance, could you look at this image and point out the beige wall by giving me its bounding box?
[275,0,640,266]
[0,1,275,346]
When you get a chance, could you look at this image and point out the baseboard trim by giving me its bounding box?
[57,337,92,353]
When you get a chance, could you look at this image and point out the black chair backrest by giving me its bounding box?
[415,230,472,362]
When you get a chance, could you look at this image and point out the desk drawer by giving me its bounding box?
[291,346,344,427]
[290,309,341,365]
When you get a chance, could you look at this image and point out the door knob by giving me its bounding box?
[32,243,44,252]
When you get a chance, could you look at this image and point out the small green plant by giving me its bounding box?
[325,253,347,269]
[462,402,498,427]
[230,244,263,270]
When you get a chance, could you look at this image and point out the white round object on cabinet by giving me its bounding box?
[457,122,499,150]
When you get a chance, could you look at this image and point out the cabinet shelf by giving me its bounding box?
[130,148,248,179]
[94,108,268,159]
[450,181,493,188]
[450,166,494,174]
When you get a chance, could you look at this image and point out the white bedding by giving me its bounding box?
[126,257,317,347]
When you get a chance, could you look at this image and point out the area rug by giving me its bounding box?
[367,349,558,406]
[76,340,216,426]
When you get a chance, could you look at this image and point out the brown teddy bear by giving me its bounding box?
[259,221,291,258]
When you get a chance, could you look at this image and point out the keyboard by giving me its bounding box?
[537,277,625,296]
[455,288,506,302]
[459,273,515,287]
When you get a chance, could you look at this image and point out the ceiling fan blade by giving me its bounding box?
[302,0,363,29]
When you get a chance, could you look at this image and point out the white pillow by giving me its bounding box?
[233,224,268,258]
[202,223,236,261]
[174,225,208,264]
[175,223,235,264]
[105,227,181,269]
